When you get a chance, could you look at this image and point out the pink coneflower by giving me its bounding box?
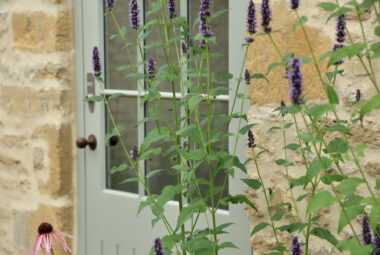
[28,222,74,255]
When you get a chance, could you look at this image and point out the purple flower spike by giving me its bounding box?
[245,1,256,43]
[245,69,251,85]
[199,0,213,38]
[336,14,346,44]
[261,0,272,33]
[288,58,304,105]
[146,56,157,80]
[153,238,165,255]
[92,47,102,78]
[129,0,140,30]
[129,145,138,161]
[290,236,302,255]
[290,0,299,10]
[199,39,207,49]
[248,130,256,148]
[167,0,176,19]
[105,0,116,12]
[373,225,380,255]
[361,216,372,245]
[332,44,344,65]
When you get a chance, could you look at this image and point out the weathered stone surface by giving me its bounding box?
[32,123,73,198]
[0,87,71,117]
[12,11,73,52]
[32,63,71,81]
[246,1,330,105]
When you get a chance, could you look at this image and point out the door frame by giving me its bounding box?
[75,1,252,254]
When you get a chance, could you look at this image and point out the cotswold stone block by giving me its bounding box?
[246,1,330,105]
[12,11,73,52]
[32,123,73,198]
[0,87,71,117]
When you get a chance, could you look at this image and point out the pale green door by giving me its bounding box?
[75,0,251,254]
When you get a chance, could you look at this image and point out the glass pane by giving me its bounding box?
[144,0,181,92]
[189,0,229,95]
[104,2,138,90]
[192,100,229,210]
[145,99,180,195]
[106,97,138,193]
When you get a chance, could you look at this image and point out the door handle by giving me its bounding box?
[86,73,95,113]
[76,135,97,150]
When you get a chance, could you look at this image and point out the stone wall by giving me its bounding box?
[245,0,380,254]
[0,0,75,254]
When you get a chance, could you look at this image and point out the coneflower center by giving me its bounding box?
[38,222,53,234]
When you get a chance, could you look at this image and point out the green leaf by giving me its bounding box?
[336,239,372,255]
[375,26,380,37]
[311,227,338,245]
[360,94,380,117]
[305,157,332,185]
[290,176,306,188]
[325,83,340,104]
[327,137,348,153]
[307,191,336,215]
[268,126,281,132]
[327,7,353,23]
[266,62,283,75]
[272,209,285,221]
[146,169,165,179]
[376,178,380,190]
[270,246,286,252]
[317,2,338,11]
[355,144,368,157]
[297,194,308,201]
[137,196,155,215]
[251,222,270,236]
[242,179,262,190]
[294,16,308,31]
[86,95,103,102]
[327,124,352,135]
[215,71,233,80]
[115,65,132,72]
[284,123,294,129]
[250,73,269,84]
[118,177,139,185]
[218,241,237,250]
[336,177,364,195]
[326,70,344,82]
[284,143,301,151]
[220,194,257,211]
[338,205,364,233]
[107,163,127,175]
[126,72,145,80]
[239,124,258,135]
[277,223,307,233]
[275,159,286,166]
[328,43,366,67]
[176,200,207,230]
[304,104,332,125]
[187,94,204,113]
[370,41,380,59]
[320,174,344,185]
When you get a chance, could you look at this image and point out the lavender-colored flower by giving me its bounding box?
[281,100,286,117]
[167,0,176,19]
[261,0,272,33]
[361,216,372,245]
[129,0,140,30]
[336,14,346,44]
[245,69,251,85]
[332,44,344,65]
[288,58,304,105]
[290,236,302,255]
[92,47,102,78]
[245,1,256,43]
[199,0,213,38]
[105,0,116,12]
[248,130,256,148]
[199,39,207,49]
[153,238,165,255]
[146,56,156,80]
[356,89,361,102]
[129,145,138,161]
[290,0,299,10]
[373,225,380,255]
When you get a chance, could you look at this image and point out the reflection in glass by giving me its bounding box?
[104,1,138,90]
[106,97,138,193]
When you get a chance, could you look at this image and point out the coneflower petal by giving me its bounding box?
[34,235,43,255]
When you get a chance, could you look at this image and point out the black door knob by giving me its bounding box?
[76,135,97,150]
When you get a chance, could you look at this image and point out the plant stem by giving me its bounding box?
[251,148,284,255]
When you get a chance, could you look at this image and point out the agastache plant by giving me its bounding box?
[245,69,251,85]
[92,46,102,78]
[167,0,176,19]
[288,58,303,105]
[362,216,372,245]
[130,145,138,161]
[290,0,299,10]
[374,225,380,255]
[199,0,213,38]
[146,56,157,80]
[129,0,140,30]
[247,130,256,148]
[290,236,302,255]
[245,0,256,43]
[261,0,272,33]
[105,0,116,12]
[153,238,165,255]
[333,14,346,65]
